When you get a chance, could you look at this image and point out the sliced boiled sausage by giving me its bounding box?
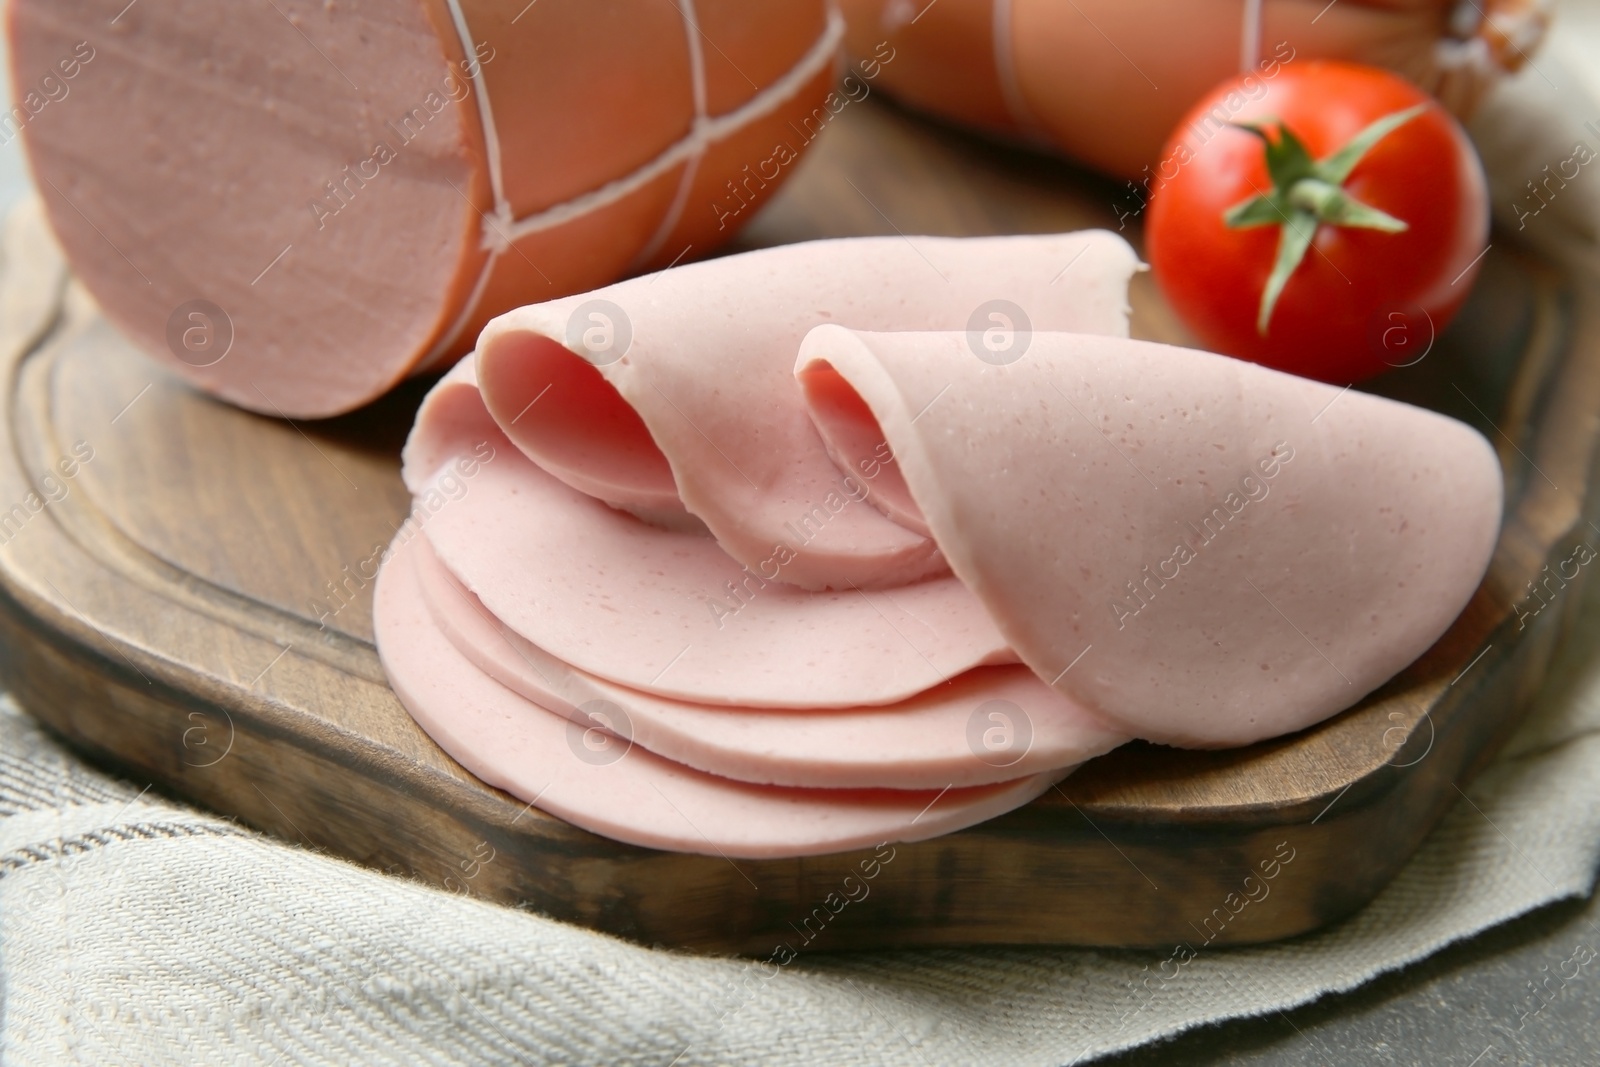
[375,534,1066,858]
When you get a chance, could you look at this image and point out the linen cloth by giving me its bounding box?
[6,13,1600,1067]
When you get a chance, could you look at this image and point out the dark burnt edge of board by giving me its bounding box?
[1469,257,1573,512]
[1499,266,1573,472]
[0,239,1594,951]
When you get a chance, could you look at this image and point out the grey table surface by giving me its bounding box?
[3,27,1597,1067]
[1098,893,1600,1066]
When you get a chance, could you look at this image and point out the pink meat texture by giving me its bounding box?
[374,231,1502,857]
[376,538,1068,859]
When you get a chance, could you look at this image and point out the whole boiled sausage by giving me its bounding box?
[838,0,1550,177]
[8,0,842,416]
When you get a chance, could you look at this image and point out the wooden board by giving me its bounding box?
[3,97,1599,955]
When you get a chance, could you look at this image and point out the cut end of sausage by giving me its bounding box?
[13,0,490,418]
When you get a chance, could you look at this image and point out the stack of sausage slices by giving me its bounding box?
[375,231,1501,859]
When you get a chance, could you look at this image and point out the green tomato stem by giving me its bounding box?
[1224,103,1427,335]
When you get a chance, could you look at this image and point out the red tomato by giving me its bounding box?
[1146,61,1489,383]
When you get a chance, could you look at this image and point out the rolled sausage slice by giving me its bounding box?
[473,231,1139,589]
[796,326,1503,747]
[10,0,840,416]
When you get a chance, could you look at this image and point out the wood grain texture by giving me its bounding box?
[2,97,1598,954]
